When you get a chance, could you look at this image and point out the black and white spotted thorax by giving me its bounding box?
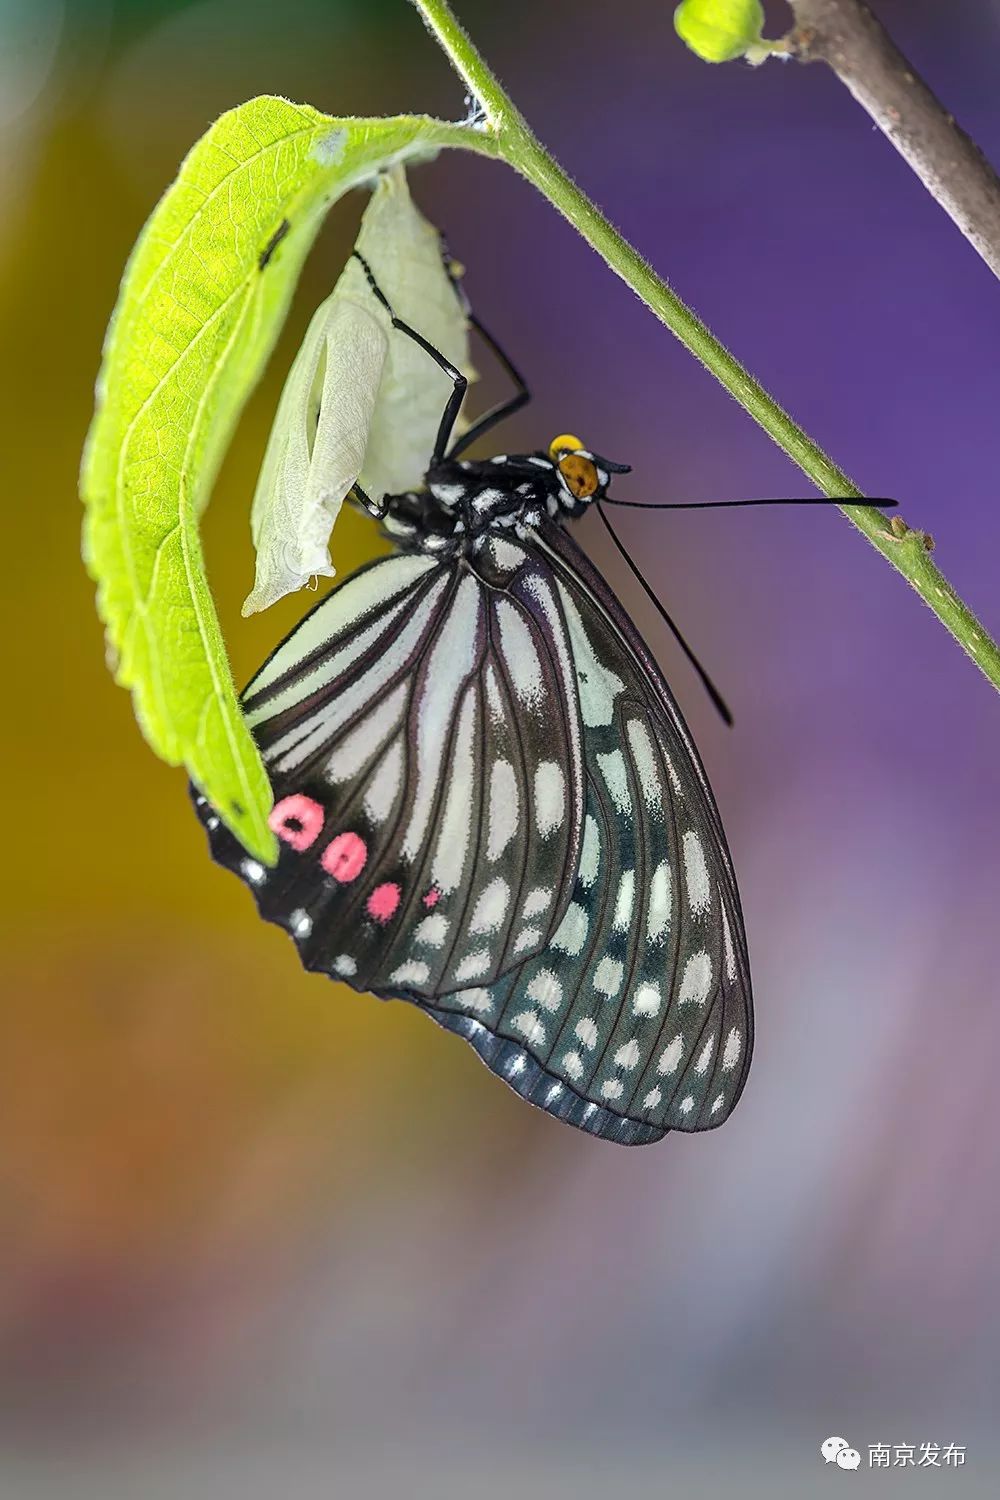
[379,438,626,558]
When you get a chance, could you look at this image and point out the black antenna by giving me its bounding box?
[595,502,733,728]
[602,495,897,511]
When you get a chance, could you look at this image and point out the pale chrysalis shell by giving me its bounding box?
[243,166,473,614]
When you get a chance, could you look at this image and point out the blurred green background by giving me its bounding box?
[3,1,1000,1495]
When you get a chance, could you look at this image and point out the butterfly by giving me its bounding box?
[192,253,752,1146]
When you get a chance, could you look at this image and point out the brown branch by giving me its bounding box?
[789,0,1000,281]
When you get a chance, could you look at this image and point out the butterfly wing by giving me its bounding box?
[194,539,586,1000]
[194,524,752,1147]
[408,522,753,1145]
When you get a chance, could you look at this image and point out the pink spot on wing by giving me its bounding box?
[321,831,368,883]
[422,887,441,909]
[269,794,325,852]
[367,882,402,923]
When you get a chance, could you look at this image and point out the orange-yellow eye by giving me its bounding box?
[548,433,584,460]
[558,452,599,499]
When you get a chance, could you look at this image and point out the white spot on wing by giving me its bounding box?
[554,582,625,726]
[430,686,477,893]
[512,1010,546,1046]
[241,860,266,885]
[325,681,407,783]
[613,870,634,932]
[579,814,600,887]
[657,1035,684,1075]
[290,909,312,938]
[414,912,450,948]
[601,1079,623,1100]
[562,1050,584,1080]
[647,861,672,943]
[333,954,357,977]
[390,960,431,985]
[593,956,623,997]
[513,926,543,955]
[454,949,491,982]
[533,760,565,836]
[364,737,404,826]
[552,901,588,956]
[678,950,712,1006]
[721,906,737,982]
[402,576,481,859]
[496,599,545,709]
[632,982,661,1017]
[722,1028,742,1071]
[679,1095,695,1116]
[527,969,564,1011]
[626,718,662,811]
[682,831,711,916]
[596,749,630,813]
[695,1035,716,1075]
[575,1017,598,1049]
[470,876,510,935]
[484,665,504,724]
[485,535,526,571]
[457,987,493,1014]
[522,886,551,918]
[487,759,518,862]
[520,573,583,816]
[614,1039,641,1070]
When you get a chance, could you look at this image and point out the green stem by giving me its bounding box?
[412,0,1000,694]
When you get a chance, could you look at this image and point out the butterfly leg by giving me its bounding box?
[446,313,531,460]
[436,236,533,456]
[353,250,531,463]
[353,251,468,464]
[350,479,386,520]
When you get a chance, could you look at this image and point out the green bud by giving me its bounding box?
[674,0,766,63]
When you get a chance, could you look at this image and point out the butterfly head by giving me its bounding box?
[547,434,631,515]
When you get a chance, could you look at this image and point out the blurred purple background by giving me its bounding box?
[2,0,998,1494]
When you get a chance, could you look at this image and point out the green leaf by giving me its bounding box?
[81,95,494,863]
[674,0,765,62]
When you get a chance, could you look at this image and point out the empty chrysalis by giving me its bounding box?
[243,166,474,615]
